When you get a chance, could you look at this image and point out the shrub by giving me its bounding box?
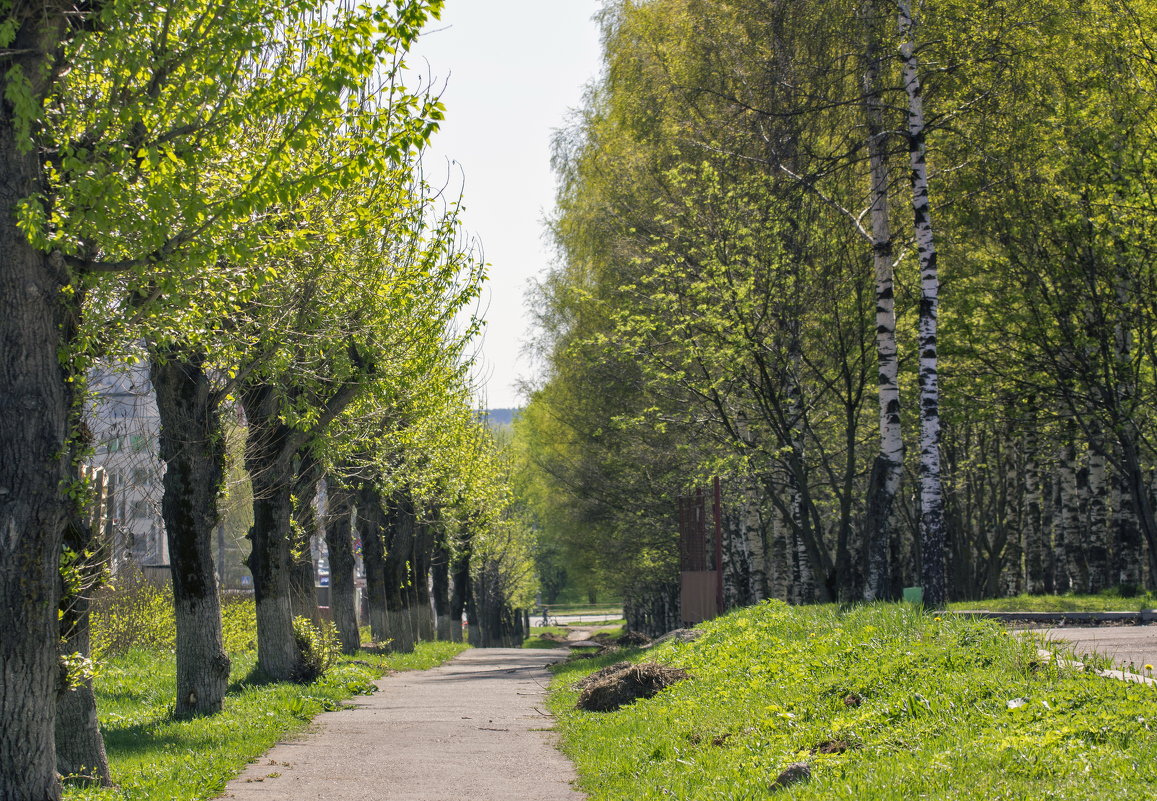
[90,564,258,659]
[221,594,257,653]
[291,616,341,682]
[90,565,176,659]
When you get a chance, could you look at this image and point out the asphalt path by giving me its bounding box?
[221,648,584,801]
[1033,625,1157,672]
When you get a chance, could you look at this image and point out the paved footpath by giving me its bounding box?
[1035,625,1157,672]
[221,648,585,801]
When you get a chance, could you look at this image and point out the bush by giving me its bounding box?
[291,616,341,683]
[90,564,258,659]
[220,594,257,653]
[91,566,176,659]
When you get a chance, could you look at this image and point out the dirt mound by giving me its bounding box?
[617,631,652,647]
[575,662,689,712]
[575,661,633,691]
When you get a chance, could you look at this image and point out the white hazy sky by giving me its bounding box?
[409,2,604,410]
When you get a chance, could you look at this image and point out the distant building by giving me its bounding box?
[85,360,168,573]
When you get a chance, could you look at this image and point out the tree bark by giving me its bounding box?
[242,381,303,682]
[152,350,231,717]
[1113,467,1143,591]
[382,495,416,653]
[0,14,74,798]
[432,533,452,640]
[55,470,110,785]
[898,0,946,608]
[451,534,473,645]
[357,484,389,644]
[1023,420,1047,594]
[411,518,435,642]
[324,482,360,654]
[860,0,903,603]
[289,463,321,624]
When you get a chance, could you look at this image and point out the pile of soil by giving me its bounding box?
[575,662,689,712]
[616,631,652,647]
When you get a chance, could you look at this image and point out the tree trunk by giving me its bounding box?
[1113,468,1143,591]
[1118,432,1157,591]
[1023,421,1047,594]
[381,494,417,653]
[1054,436,1077,594]
[860,0,903,603]
[242,382,302,682]
[324,482,360,654]
[358,485,389,644]
[452,536,475,645]
[55,469,111,785]
[289,466,320,624]
[411,519,435,642]
[1085,441,1110,592]
[432,534,452,640]
[0,21,73,794]
[768,503,790,602]
[898,0,946,608]
[152,351,231,716]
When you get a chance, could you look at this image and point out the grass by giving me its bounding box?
[522,623,627,649]
[66,640,467,801]
[949,591,1157,613]
[523,625,571,649]
[549,600,1157,800]
[546,604,624,617]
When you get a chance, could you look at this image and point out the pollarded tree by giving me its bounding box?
[0,2,446,795]
[238,178,481,679]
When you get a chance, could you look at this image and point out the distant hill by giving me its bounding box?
[483,408,520,428]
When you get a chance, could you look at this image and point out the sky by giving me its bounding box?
[409,2,604,410]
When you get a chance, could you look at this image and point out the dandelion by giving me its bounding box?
[933,616,942,622]
[1145,664,1153,671]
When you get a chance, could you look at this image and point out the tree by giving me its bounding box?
[0,1,447,793]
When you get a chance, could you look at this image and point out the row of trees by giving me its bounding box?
[0,3,532,799]
[517,0,1157,629]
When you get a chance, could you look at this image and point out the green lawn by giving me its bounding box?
[66,641,467,801]
[549,601,1157,800]
[545,604,624,617]
[949,591,1157,613]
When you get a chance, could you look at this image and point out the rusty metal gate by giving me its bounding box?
[678,477,724,625]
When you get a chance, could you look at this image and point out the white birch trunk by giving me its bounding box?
[1113,469,1143,590]
[861,3,903,601]
[898,0,946,607]
[1023,422,1047,594]
[1112,262,1145,590]
[1055,437,1078,594]
[785,352,815,604]
[1086,444,1110,591]
[769,503,790,602]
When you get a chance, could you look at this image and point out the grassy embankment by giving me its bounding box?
[550,601,1157,800]
[949,591,1157,612]
[67,583,466,801]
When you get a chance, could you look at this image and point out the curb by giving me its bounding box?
[949,610,1157,625]
[1036,648,1157,687]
